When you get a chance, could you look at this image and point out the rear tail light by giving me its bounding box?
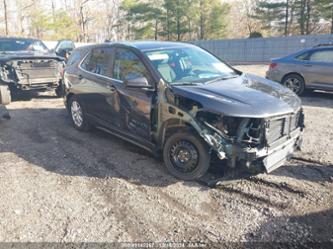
[60,67,65,77]
[269,62,278,70]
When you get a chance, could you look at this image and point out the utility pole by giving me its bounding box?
[3,0,9,36]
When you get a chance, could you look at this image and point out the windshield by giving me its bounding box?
[0,39,49,53]
[145,46,239,85]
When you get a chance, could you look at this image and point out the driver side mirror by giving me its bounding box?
[124,77,153,90]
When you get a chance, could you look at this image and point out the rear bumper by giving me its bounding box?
[266,70,283,83]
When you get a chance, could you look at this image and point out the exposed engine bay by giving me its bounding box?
[156,81,305,176]
[0,58,63,90]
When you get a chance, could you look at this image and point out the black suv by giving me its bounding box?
[0,37,64,104]
[64,41,304,181]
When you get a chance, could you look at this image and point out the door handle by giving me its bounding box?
[106,85,116,92]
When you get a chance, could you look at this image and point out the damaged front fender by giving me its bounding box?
[154,79,231,160]
[154,79,304,174]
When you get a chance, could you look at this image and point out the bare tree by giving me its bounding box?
[285,0,290,35]
[3,0,9,36]
[331,0,333,34]
[199,0,205,39]
[77,0,94,42]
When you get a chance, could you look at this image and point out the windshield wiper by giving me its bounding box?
[205,75,239,84]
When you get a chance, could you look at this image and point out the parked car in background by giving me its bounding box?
[0,37,65,104]
[266,44,333,95]
[53,40,75,60]
[43,39,75,59]
[64,41,304,181]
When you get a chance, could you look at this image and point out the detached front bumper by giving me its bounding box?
[205,126,303,174]
[236,128,302,173]
[253,128,302,173]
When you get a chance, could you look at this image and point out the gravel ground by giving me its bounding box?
[0,65,332,246]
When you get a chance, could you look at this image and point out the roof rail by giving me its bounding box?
[314,43,333,47]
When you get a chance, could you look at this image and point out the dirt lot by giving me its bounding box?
[0,65,332,245]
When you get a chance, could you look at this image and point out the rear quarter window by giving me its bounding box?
[309,49,333,63]
[295,52,310,61]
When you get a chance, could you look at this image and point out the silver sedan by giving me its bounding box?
[266,45,333,95]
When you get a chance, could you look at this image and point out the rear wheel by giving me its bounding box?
[282,74,305,96]
[163,131,210,181]
[0,85,12,105]
[69,96,91,131]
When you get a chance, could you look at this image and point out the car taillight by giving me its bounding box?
[60,67,65,77]
[269,62,277,70]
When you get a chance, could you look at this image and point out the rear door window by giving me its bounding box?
[81,47,113,77]
[309,49,333,63]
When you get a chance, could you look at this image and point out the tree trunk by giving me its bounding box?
[79,5,88,42]
[300,0,306,35]
[3,0,9,36]
[188,16,192,41]
[166,8,170,40]
[199,0,205,40]
[284,0,289,36]
[51,0,56,23]
[154,19,158,41]
[331,0,333,34]
[176,0,180,41]
[305,0,311,35]
[289,4,295,33]
[64,0,68,11]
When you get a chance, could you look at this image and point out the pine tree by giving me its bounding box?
[253,0,292,36]
[316,0,333,33]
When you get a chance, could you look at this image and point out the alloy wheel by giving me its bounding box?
[284,77,302,95]
[71,100,83,128]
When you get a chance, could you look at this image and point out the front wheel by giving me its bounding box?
[69,96,91,131]
[163,131,210,181]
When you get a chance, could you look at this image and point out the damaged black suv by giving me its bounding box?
[0,37,64,105]
[64,41,304,181]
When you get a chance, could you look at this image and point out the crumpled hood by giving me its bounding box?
[171,73,302,118]
[0,51,62,62]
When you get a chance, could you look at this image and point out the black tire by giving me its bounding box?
[55,85,64,98]
[282,74,305,96]
[163,131,210,181]
[0,85,12,105]
[68,95,91,131]
[55,80,65,98]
